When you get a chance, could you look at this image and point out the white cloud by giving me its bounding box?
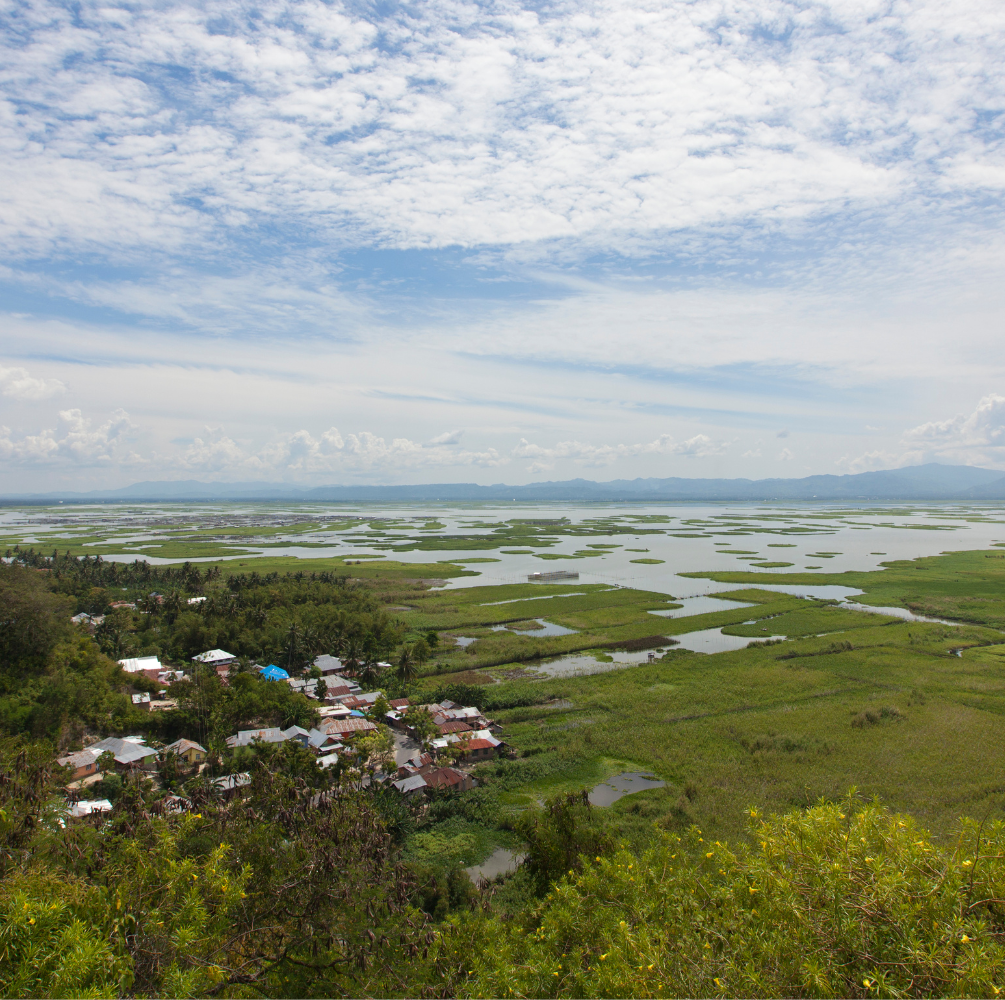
[181,426,505,475]
[0,408,137,465]
[1,0,1003,258]
[0,364,66,401]
[426,430,463,447]
[902,393,1005,467]
[834,394,1005,472]
[513,433,727,469]
[834,450,915,474]
[777,448,794,461]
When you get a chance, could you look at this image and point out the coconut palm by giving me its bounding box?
[342,637,364,678]
[397,645,417,686]
[358,657,383,690]
[285,619,301,674]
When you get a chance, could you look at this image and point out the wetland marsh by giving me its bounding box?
[6,499,1005,845]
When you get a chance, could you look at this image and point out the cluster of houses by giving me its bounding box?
[60,646,504,817]
[58,734,208,781]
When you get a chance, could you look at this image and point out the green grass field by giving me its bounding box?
[400,549,1005,846]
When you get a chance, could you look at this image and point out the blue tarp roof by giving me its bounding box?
[349,709,365,717]
[259,664,290,682]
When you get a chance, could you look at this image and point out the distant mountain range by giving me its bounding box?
[4,463,1005,503]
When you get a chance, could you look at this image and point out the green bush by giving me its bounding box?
[441,795,1005,998]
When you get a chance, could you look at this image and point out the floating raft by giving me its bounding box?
[527,570,580,582]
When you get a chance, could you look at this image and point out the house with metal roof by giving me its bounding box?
[424,767,477,792]
[457,738,498,762]
[118,655,164,681]
[226,727,284,748]
[319,716,378,738]
[392,774,428,796]
[193,649,237,666]
[57,747,102,781]
[314,654,344,675]
[90,736,159,771]
[164,738,207,765]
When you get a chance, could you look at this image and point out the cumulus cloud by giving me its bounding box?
[777,448,795,461]
[0,408,137,465]
[178,426,505,475]
[834,394,1005,472]
[513,433,727,470]
[902,393,1005,467]
[426,430,463,447]
[0,364,66,401]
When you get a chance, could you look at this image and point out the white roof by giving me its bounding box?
[434,730,501,747]
[69,799,113,818]
[187,596,207,604]
[192,649,236,663]
[318,705,352,718]
[393,774,427,793]
[317,752,340,768]
[118,655,163,673]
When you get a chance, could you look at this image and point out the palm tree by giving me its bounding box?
[358,658,383,690]
[397,645,417,686]
[342,638,364,678]
[285,619,301,674]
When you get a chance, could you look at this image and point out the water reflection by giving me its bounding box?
[671,628,787,653]
[490,618,578,637]
[648,595,755,618]
[465,847,525,881]
[589,771,666,806]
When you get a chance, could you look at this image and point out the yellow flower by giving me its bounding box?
[863,979,872,988]
[596,856,601,862]
[962,860,973,867]
[703,943,711,950]
[714,978,722,987]
[29,918,35,925]
[706,852,713,858]
[865,857,874,863]
[961,935,971,943]
[600,954,608,961]
[749,887,757,894]
[648,965,654,970]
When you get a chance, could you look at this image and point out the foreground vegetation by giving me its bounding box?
[4,539,1005,996]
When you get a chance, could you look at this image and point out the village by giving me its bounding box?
[56,646,505,820]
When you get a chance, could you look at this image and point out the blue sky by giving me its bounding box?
[2,0,1005,489]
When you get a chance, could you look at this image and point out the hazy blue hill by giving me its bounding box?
[959,475,1005,499]
[4,463,1004,503]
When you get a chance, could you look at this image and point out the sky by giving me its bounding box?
[1,0,1005,491]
